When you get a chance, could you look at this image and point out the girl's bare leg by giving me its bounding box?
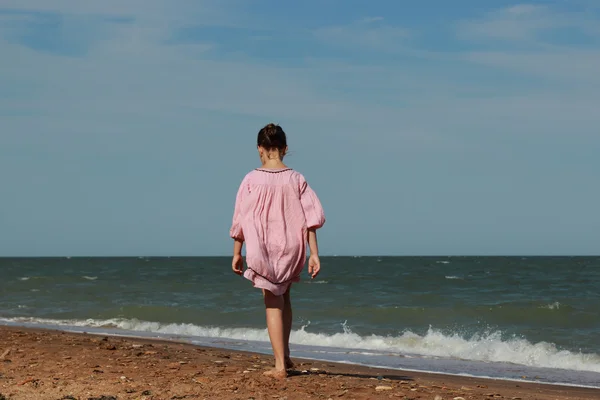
[283,286,295,369]
[263,289,287,379]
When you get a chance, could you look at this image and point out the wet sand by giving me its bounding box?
[0,326,598,400]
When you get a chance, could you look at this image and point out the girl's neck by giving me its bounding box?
[260,159,287,170]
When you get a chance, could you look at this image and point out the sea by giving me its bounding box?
[1,256,599,388]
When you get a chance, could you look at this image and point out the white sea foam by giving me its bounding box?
[2,317,599,374]
[82,276,98,281]
[436,261,450,264]
[19,277,30,281]
[445,275,463,280]
[541,302,561,310]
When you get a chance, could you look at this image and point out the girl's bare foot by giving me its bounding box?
[263,368,287,379]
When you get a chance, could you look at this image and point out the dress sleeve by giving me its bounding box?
[230,176,248,240]
[298,174,326,230]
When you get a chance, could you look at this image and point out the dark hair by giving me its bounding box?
[257,123,287,150]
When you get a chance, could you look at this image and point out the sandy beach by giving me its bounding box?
[0,326,598,400]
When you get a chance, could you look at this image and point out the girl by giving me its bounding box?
[230,123,326,379]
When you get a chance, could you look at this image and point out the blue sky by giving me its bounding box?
[1,0,599,256]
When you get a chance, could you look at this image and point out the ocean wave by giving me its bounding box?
[2,316,599,374]
[445,275,463,280]
[82,276,98,281]
[18,276,47,280]
[540,302,561,310]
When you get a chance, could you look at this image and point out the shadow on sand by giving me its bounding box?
[287,368,414,382]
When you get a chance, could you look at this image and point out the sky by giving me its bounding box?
[1,0,599,256]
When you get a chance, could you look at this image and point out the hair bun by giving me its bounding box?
[257,123,287,150]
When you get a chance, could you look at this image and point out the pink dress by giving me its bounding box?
[230,168,326,295]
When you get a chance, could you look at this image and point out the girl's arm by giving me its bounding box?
[307,228,320,278]
[307,228,319,255]
[233,238,244,256]
[232,239,244,275]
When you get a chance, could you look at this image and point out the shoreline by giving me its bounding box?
[3,321,598,390]
[1,325,599,400]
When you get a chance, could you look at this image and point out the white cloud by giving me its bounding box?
[0,5,427,151]
[0,0,146,15]
[453,2,600,111]
[506,4,545,15]
[314,19,410,52]
[456,3,599,44]
[458,10,550,43]
[0,2,344,123]
[0,41,341,123]
[0,0,249,37]
[309,5,600,144]
[463,49,600,84]
[0,0,212,20]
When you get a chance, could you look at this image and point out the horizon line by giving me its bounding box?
[0,254,598,258]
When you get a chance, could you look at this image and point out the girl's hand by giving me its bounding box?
[308,254,320,279]
[232,254,244,275]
